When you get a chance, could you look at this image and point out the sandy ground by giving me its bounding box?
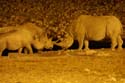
[0,49,125,83]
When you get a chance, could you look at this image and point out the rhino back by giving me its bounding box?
[0,22,44,37]
[0,26,18,34]
[18,22,44,36]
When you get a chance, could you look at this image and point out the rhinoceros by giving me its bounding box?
[0,22,54,52]
[67,15,123,50]
[0,29,44,56]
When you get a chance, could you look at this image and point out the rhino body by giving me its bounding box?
[0,29,44,56]
[68,15,123,50]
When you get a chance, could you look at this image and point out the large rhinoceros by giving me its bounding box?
[67,15,123,50]
[0,29,44,56]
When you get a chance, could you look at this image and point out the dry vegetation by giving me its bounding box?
[0,0,125,37]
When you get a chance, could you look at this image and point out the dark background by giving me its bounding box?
[0,0,124,28]
[0,0,125,49]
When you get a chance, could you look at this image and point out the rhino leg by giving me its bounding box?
[26,45,33,54]
[117,35,123,50]
[18,48,23,54]
[84,40,89,50]
[77,37,84,50]
[23,48,29,54]
[111,36,117,51]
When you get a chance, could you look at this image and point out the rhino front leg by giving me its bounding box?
[111,36,117,51]
[117,35,123,50]
[84,40,89,50]
[26,45,33,54]
[77,37,84,50]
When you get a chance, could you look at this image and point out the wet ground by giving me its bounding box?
[0,49,125,83]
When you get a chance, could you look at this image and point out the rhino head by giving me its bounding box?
[35,33,54,50]
[40,37,54,49]
[31,35,44,50]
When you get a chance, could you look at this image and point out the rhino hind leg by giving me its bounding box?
[111,36,118,51]
[117,35,123,50]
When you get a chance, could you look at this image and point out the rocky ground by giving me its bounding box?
[0,49,125,83]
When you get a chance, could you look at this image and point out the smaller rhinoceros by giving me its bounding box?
[0,29,43,56]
